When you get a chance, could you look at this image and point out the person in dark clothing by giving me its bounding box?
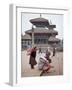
[45,49,52,63]
[38,48,42,53]
[29,47,37,69]
[53,48,55,56]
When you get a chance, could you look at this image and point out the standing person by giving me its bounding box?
[45,48,51,63]
[29,46,37,69]
[38,48,42,53]
[53,48,55,56]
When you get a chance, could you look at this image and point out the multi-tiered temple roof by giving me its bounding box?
[30,17,49,27]
[25,28,58,34]
[30,17,56,28]
[25,15,60,43]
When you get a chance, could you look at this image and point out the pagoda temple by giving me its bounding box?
[22,15,60,49]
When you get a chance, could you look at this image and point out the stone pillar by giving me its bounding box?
[32,26,34,47]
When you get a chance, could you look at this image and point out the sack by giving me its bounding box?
[27,48,32,55]
[27,51,31,55]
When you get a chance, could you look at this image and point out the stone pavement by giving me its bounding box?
[21,50,63,77]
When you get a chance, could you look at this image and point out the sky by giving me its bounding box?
[22,13,63,39]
